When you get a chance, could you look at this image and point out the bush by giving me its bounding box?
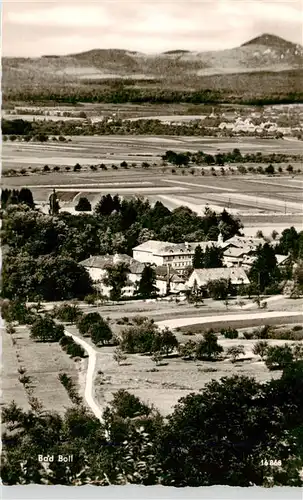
[252,341,269,359]
[59,336,86,358]
[221,327,239,339]
[30,315,64,342]
[58,373,81,404]
[89,320,112,346]
[77,312,102,336]
[75,197,91,212]
[53,303,83,324]
[195,331,223,361]
[264,345,294,370]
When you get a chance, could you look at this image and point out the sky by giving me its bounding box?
[2,0,303,57]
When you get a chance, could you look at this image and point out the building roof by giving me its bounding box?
[223,246,253,258]
[188,267,250,286]
[221,236,264,250]
[155,265,186,282]
[133,239,217,256]
[79,254,145,274]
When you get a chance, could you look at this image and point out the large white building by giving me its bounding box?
[132,240,218,273]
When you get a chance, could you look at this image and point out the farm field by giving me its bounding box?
[3,135,303,173]
[4,164,303,235]
[93,334,300,417]
[1,324,83,414]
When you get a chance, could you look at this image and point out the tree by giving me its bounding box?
[249,243,280,292]
[30,315,64,342]
[113,347,127,365]
[207,279,230,300]
[73,163,82,172]
[226,345,245,363]
[252,341,269,360]
[178,340,197,360]
[53,303,83,324]
[77,312,103,336]
[193,245,204,268]
[286,164,293,174]
[137,265,158,299]
[264,345,294,370]
[105,389,151,420]
[151,351,162,366]
[103,262,129,301]
[195,331,223,360]
[154,328,178,357]
[159,373,303,487]
[75,197,91,212]
[203,246,223,268]
[265,164,275,175]
[89,319,112,346]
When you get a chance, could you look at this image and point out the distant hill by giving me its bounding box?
[2,34,303,98]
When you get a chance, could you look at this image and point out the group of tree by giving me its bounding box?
[120,319,178,356]
[1,188,35,210]
[2,359,303,486]
[178,331,223,361]
[1,195,244,302]
[77,312,113,346]
[162,148,301,167]
[30,315,64,342]
[193,244,223,268]
[253,342,303,370]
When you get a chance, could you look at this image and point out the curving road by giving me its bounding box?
[64,329,104,423]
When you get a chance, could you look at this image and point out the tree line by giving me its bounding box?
[2,360,303,486]
[1,194,243,301]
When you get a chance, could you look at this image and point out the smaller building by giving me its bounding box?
[79,254,145,297]
[186,267,250,289]
[154,265,186,296]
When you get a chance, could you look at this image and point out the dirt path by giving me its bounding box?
[64,329,104,423]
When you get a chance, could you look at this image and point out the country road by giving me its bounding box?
[64,329,104,423]
[66,310,302,423]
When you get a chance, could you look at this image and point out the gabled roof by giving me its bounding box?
[223,246,253,258]
[221,236,265,250]
[79,254,144,274]
[188,267,250,285]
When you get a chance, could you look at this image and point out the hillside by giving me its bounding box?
[2,34,303,101]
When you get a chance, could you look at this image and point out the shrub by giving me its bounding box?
[77,312,102,336]
[226,345,245,362]
[89,320,113,346]
[59,336,86,358]
[75,197,91,212]
[252,341,269,359]
[53,303,83,324]
[58,373,81,404]
[243,331,255,340]
[195,331,223,361]
[30,315,64,342]
[113,348,127,365]
[221,327,239,339]
[264,345,294,370]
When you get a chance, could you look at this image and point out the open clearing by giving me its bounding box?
[93,336,300,417]
[1,325,82,414]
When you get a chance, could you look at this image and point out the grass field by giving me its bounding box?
[1,325,82,414]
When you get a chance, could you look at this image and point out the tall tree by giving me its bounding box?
[249,243,280,292]
[193,245,204,268]
[203,245,223,268]
[137,266,158,298]
[103,262,129,301]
